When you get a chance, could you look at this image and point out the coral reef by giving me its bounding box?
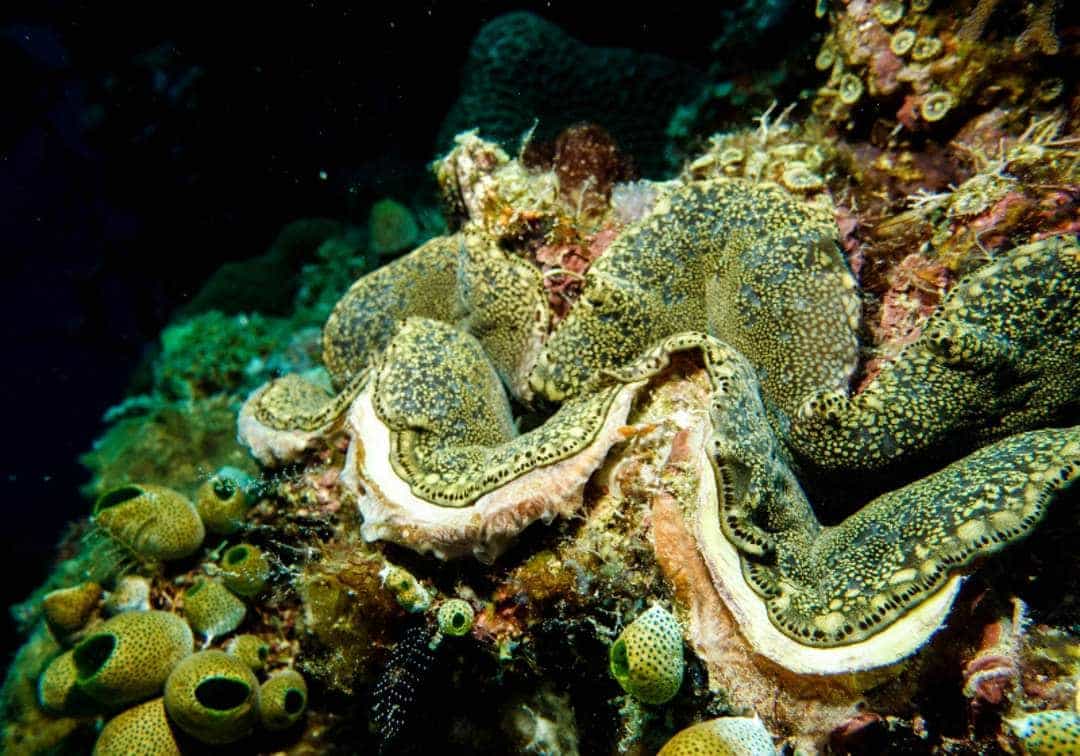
[5,15,1080,752]
[812,0,1076,131]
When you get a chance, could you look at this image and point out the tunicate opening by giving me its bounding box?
[610,639,629,679]
[95,486,142,513]
[283,689,304,715]
[257,645,269,661]
[225,547,249,565]
[195,677,251,711]
[451,611,467,630]
[73,634,117,679]
[212,477,237,499]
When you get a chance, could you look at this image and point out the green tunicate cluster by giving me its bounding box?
[93,484,205,563]
[195,471,250,535]
[258,668,308,731]
[183,579,246,641]
[658,717,777,755]
[226,634,271,672]
[609,605,684,705]
[1006,710,1080,755]
[163,650,259,744]
[436,599,475,638]
[93,697,181,756]
[220,544,271,598]
[70,610,193,708]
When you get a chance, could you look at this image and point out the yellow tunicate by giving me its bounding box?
[93,698,181,756]
[258,669,308,731]
[42,582,101,636]
[182,579,246,641]
[659,717,777,755]
[164,650,259,745]
[93,484,205,562]
[1005,710,1080,755]
[71,610,194,707]
[609,605,684,705]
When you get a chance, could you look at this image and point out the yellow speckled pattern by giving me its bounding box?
[164,650,259,745]
[258,669,308,731]
[609,604,684,705]
[182,579,246,641]
[792,237,1080,472]
[220,544,270,598]
[530,179,859,416]
[93,484,205,562]
[93,697,181,756]
[658,717,776,756]
[72,610,193,707]
[1006,710,1080,755]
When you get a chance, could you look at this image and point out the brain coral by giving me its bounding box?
[438,12,703,177]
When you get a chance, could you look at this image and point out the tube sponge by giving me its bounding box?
[436,599,475,638]
[163,650,259,744]
[220,544,270,598]
[42,582,101,636]
[195,473,250,535]
[93,697,181,756]
[258,668,308,731]
[72,610,194,707]
[658,717,777,755]
[93,484,205,562]
[225,634,270,672]
[609,604,684,705]
[38,650,97,715]
[182,579,246,641]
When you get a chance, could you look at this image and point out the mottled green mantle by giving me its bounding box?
[247,177,1080,649]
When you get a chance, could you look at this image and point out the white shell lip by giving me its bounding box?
[345,382,643,562]
[686,411,961,676]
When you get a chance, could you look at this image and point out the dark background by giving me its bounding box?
[0,1,792,657]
